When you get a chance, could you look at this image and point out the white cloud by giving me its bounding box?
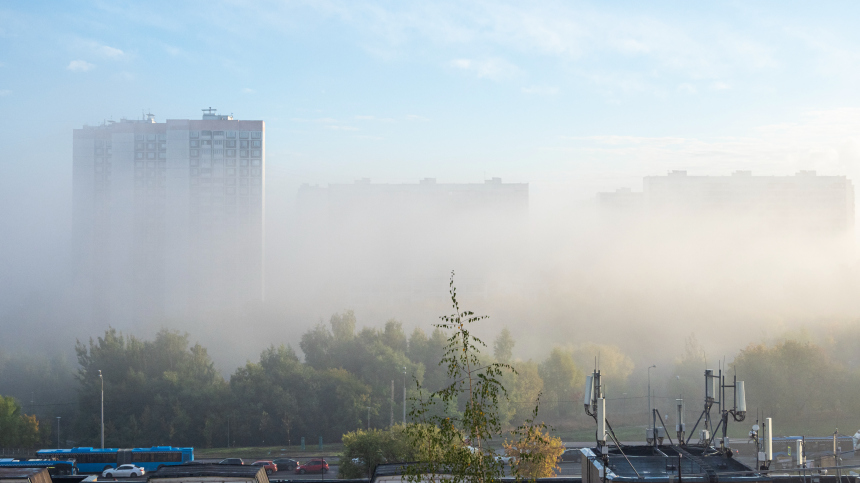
[522,85,559,95]
[241,87,255,94]
[449,57,520,81]
[67,60,94,72]
[98,45,125,59]
[711,81,731,90]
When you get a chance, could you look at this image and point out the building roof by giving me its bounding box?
[148,464,268,482]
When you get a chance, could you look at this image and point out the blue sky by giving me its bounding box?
[3,0,860,218]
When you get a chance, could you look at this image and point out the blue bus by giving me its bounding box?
[36,447,193,473]
[0,460,78,476]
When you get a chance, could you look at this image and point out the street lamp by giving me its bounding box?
[647,365,657,429]
[56,417,61,449]
[402,367,407,424]
[99,370,104,449]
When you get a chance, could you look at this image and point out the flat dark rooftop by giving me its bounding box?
[584,445,768,482]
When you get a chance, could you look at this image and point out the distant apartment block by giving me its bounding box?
[598,170,854,234]
[73,111,264,322]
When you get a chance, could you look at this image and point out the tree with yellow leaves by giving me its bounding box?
[503,404,564,479]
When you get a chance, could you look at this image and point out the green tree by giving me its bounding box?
[538,348,582,419]
[493,328,515,363]
[0,395,40,448]
[405,272,514,483]
[340,425,420,478]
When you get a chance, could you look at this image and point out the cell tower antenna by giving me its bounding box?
[203,107,217,114]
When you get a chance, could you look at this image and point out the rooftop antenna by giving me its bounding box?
[203,107,217,115]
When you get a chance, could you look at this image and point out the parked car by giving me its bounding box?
[252,461,277,475]
[272,458,299,471]
[218,458,244,465]
[102,464,145,478]
[295,459,328,474]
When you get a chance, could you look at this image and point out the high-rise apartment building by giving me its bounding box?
[73,111,264,322]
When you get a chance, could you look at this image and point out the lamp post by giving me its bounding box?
[56,417,61,449]
[647,365,656,429]
[402,367,407,424]
[99,370,104,449]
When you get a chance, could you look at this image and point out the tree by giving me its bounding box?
[504,407,564,478]
[538,348,582,419]
[340,425,419,478]
[404,272,515,483]
[493,328,515,363]
[0,395,39,448]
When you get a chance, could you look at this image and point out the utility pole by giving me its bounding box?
[367,407,371,430]
[390,380,394,427]
[648,365,657,430]
[99,370,104,449]
[402,367,407,424]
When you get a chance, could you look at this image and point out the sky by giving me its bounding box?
[4,1,860,365]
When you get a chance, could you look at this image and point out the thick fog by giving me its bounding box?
[6,1,860,382]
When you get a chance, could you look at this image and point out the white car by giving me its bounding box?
[102,464,146,478]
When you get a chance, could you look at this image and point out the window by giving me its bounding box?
[201,140,211,146]
[95,148,104,155]
[190,140,199,147]
[135,134,144,141]
[239,131,249,139]
[251,149,261,157]
[157,133,166,141]
[226,140,236,147]
[190,149,199,157]
[240,168,249,177]
[213,131,224,137]
[252,131,262,139]
[190,159,199,167]
[135,160,144,168]
[226,177,236,185]
[227,131,236,138]
[147,160,155,168]
[226,186,236,195]
[214,140,223,146]
[251,159,261,167]
[240,140,249,148]
[239,178,249,185]
[135,142,144,150]
[226,149,236,157]
[190,131,199,138]
[251,168,261,176]
[159,142,167,150]
[240,186,249,195]
[147,134,156,141]
[227,168,236,176]
[252,140,261,148]
[201,130,212,137]
[240,149,248,157]
[147,142,156,150]
[159,152,166,159]
[136,152,144,159]
[191,168,198,176]
[227,159,236,166]
[147,152,156,159]
[240,159,249,167]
